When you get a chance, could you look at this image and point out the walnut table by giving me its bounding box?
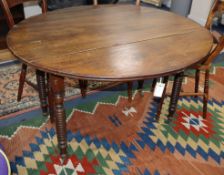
[7,5,213,157]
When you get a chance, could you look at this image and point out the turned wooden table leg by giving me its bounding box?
[195,69,200,97]
[156,76,169,120]
[127,81,133,102]
[36,70,48,116]
[79,79,88,98]
[49,74,67,158]
[137,80,144,96]
[17,64,27,101]
[203,69,209,119]
[47,74,55,123]
[151,78,157,92]
[168,72,184,121]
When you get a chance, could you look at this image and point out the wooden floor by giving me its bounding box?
[0,49,15,62]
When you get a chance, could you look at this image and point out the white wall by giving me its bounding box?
[188,0,214,26]
[23,1,42,18]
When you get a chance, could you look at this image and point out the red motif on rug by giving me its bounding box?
[40,155,98,175]
[173,109,215,138]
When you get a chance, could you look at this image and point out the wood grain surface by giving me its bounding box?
[7,4,213,81]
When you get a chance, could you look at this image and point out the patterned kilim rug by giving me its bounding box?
[0,61,111,116]
[0,52,224,174]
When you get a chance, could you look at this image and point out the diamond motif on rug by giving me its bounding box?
[10,128,134,175]
[1,80,224,174]
[122,107,137,117]
[43,156,96,175]
[136,97,224,164]
[173,110,215,138]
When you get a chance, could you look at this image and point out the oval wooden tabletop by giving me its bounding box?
[7,4,213,81]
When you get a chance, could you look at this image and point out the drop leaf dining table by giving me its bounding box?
[7,4,213,157]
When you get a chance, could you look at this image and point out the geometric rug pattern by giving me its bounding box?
[12,128,149,175]
[137,98,224,164]
[9,128,162,175]
[0,53,224,174]
[3,89,224,174]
